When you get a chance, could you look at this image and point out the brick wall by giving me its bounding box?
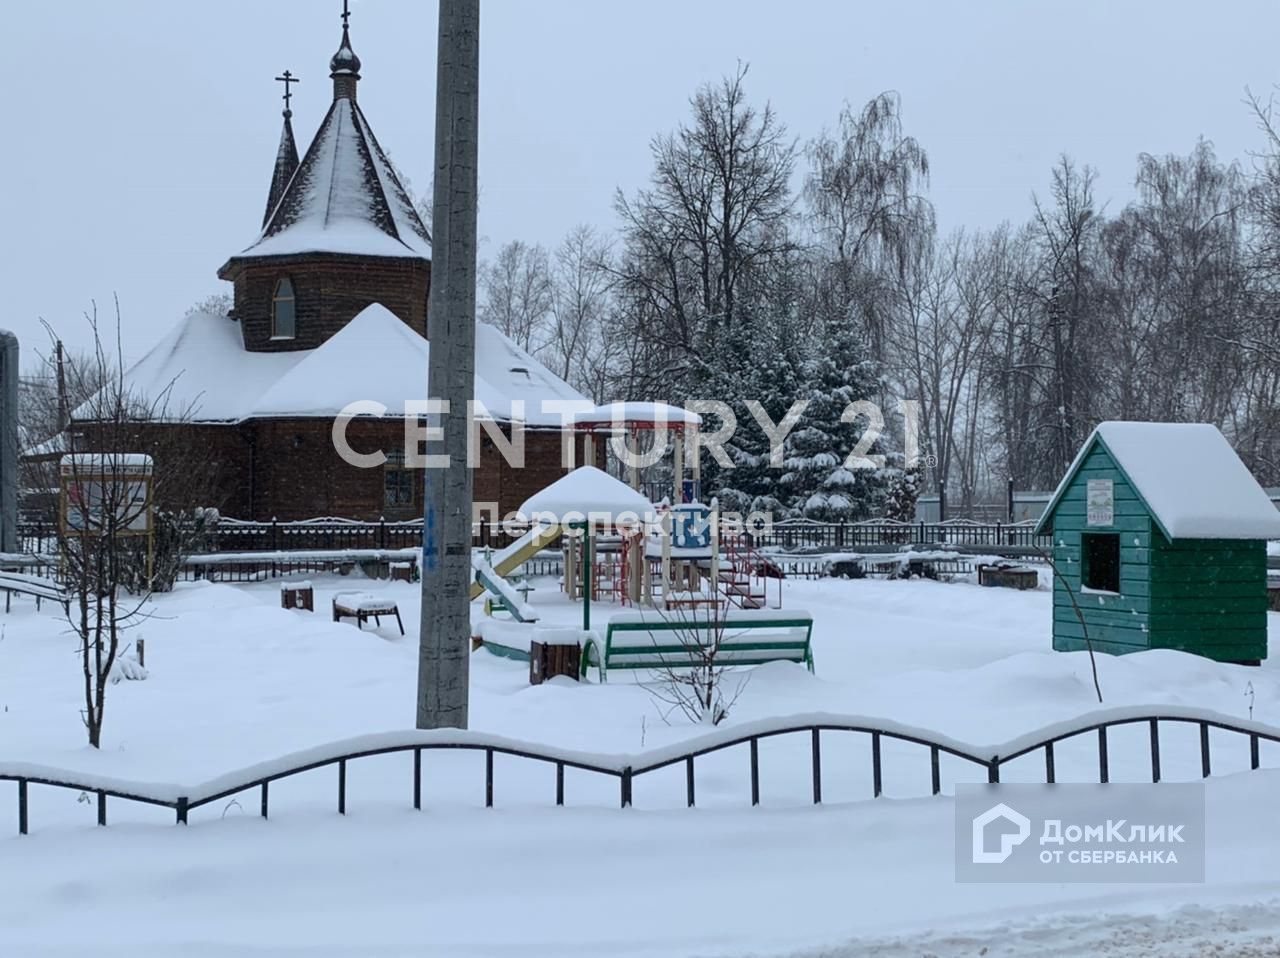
[85,418,572,523]
[220,254,431,352]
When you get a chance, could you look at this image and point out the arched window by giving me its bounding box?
[271,278,296,339]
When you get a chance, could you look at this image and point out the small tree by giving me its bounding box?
[882,460,921,523]
[643,605,749,726]
[28,302,222,747]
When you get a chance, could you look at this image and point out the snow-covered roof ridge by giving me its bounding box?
[1037,421,1280,540]
[233,96,431,261]
[86,306,588,425]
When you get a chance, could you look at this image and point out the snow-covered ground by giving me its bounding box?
[2,569,1279,955]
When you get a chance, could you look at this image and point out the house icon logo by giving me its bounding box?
[972,803,1032,864]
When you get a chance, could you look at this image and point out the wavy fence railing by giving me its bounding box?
[4,706,1278,836]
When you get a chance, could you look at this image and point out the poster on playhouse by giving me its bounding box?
[1086,479,1114,526]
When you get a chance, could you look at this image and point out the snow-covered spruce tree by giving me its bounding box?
[780,323,889,521]
[882,460,921,523]
[697,315,805,521]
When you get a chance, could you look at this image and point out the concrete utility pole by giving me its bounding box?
[0,331,18,555]
[418,0,479,730]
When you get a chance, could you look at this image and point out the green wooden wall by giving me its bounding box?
[1049,442,1268,663]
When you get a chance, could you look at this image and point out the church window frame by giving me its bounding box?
[271,278,297,340]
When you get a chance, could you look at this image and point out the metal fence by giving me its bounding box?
[18,516,1052,559]
[4,707,1276,836]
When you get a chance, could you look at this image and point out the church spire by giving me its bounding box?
[263,71,301,227]
[330,1,362,101]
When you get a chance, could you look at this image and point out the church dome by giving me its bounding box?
[330,27,361,76]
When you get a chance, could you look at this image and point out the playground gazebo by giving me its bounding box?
[571,402,702,502]
[1036,422,1280,664]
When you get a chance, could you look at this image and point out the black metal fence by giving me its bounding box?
[18,516,1052,560]
[5,709,1276,836]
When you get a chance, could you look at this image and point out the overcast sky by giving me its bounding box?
[6,0,1280,366]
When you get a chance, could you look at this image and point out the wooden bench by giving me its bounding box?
[0,571,70,614]
[332,593,404,635]
[977,563,1039,590]
[581,609,815,682]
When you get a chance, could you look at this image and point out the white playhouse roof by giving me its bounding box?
[1038,421,1280,540]
[518,466,656,525]
[83,304,586,426]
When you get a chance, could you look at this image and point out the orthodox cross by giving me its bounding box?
[275,70,300,115]
[341,0,351,29]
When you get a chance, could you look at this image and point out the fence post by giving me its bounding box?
[620,767,633,808]
[379,519,387,550]
[271,517,279,552]
[811,729,822,805]
[17,779,27,835]
[175,796,188,825]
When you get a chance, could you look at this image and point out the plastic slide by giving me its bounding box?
[468,522,563,605]
[471,554,540,622]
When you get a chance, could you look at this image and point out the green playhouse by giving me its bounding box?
[1036,422,1280,664]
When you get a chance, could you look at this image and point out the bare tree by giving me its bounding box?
[614,62,797,396]
[642,606,749,726]
[805,91,932,362]
[478,240,554,354]
[545,225,616,397]
[34,303,221,748]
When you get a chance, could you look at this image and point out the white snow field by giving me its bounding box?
[2,570,1279,956]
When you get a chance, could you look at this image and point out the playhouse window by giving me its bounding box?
[1082,533,1120,593]
[271,278,296,339]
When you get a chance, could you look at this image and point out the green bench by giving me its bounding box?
[581,609,815,682]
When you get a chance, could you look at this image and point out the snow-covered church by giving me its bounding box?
[80,14,584,521]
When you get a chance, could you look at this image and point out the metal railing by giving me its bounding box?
[4,706,1276,836]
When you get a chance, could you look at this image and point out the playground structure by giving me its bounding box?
[469,403,803,669]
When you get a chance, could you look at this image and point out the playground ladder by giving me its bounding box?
[717,533,777,610]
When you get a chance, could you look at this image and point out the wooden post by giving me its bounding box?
[136,638,145,668]
[672,424,683,504]
[661,509,672,603]
[709,498,720,595]
[690,423,701,499]
[626,428,639,491]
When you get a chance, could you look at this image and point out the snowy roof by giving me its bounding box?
[518,466,656,524]
[229,96,430,262]
[60,453,153,474]
[263,112,300,228]
[1037,421,1280,540]
[572,402,702,430]
[79,306,587,425]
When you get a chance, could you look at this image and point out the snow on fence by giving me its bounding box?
[4,706,1278,837]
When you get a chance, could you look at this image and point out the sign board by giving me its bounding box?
[1086,478,1114,527]
[59,454,154,537]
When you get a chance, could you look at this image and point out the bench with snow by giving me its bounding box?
[580,608,815,682]
[332,592,404,635]
[0,571,70,614]
[977,563,1039,591]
